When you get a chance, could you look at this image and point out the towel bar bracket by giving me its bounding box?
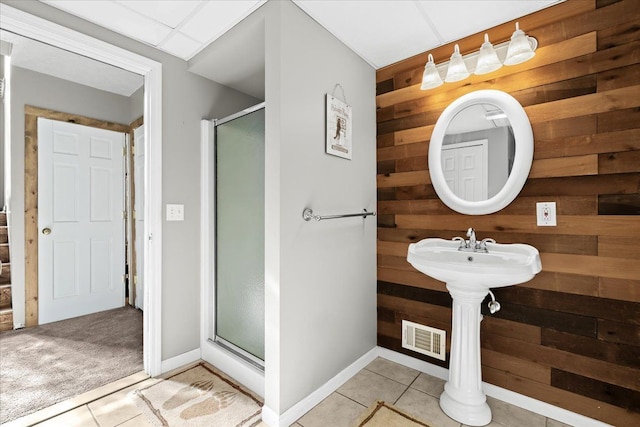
[302,207,376,222]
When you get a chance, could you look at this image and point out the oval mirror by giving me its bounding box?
[429,90,533,215]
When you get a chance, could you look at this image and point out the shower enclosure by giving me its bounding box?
[213,103,265,368]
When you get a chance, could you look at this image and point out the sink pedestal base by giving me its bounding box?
[439,285,491,426]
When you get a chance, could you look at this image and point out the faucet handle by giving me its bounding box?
[480,238,496,252]
[452,236,466,249]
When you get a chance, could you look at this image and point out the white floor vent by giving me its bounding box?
[402,320,446,361]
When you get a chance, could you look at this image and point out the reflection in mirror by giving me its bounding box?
[442,103,515,201]
[429,90,534,215]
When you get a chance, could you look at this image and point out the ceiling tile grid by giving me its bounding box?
[39,0,562,68]
[41,0,265,60]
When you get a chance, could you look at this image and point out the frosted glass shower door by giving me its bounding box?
[215,105,265,363]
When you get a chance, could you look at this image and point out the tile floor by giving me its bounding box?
[10,358,571,427]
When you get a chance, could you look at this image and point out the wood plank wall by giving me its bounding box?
[375,1,640,425]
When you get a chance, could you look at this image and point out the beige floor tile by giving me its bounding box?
[486,396,546,427]
[116,414,154,427]
[545,418,572,427]
[462,421,506,427]
[336,369,408,407]
[297,393,366,427]
[34,405,98,427]
[410,372,446,398]
[394,387,461,427]
[365,357,420,386]
[88,379,158,427]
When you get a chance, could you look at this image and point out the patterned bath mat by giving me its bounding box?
[355,401,433,427]
[133,363,262,426]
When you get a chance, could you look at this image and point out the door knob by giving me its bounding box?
[42,227,52,235]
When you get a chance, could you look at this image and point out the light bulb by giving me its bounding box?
[474,34,502,75]
[444,44,470,83]
[504,22,536,65]
[420,54,443,90]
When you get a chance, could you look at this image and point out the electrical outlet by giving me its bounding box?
[166,204,184,221]
[536,202,556,226]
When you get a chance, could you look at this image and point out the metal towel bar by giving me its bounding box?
[302,207,376,222]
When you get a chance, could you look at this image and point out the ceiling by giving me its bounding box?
[0,29,143,97]
[2,1,563,98]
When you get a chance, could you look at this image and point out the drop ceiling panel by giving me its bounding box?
[117,0,203,29]
[293,0,442,68]
[424,1,559,46]
[180,0,263,43]
[42,0,173,45]
[160,31,202,59]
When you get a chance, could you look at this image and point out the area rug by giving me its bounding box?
[133,363,263,426]
[355,401,433,427]
[0,306,143,424]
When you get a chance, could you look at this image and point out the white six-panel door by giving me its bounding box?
[442,140,488,202]
[38,118,126,324]
[133,125,145,310]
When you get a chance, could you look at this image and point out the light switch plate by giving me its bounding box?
[166,204,184,221]
[536,202,556,226]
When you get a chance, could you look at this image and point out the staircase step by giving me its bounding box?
[0,244,9,263]
[0,308,13,332]
[0,284,10,309]
[0,212,6,227]
[0,263,10,285]
[0,226,7,244]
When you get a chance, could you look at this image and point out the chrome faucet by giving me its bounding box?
[467,228,476,249]
[452,228,495,252]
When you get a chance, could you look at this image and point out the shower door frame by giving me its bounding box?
[199,102,266,398]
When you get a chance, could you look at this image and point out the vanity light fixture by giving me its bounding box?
[420,22,538,90]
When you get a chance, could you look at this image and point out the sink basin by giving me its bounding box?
[407,235,542,426]
[407,238,541,288]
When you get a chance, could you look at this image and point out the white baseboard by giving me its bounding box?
[482,382,612,427]
[377,347,449,381]
[262,347,379,427]
[160,348,201,374]
[261,346,611,427]
[377,348,612,427]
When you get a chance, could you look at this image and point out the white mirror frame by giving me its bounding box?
[429,90,533,215]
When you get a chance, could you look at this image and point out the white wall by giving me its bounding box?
[264,0,377,416]
[2,0,260,360]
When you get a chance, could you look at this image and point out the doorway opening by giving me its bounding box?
[1,4,162,378]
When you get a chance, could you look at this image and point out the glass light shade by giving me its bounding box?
[420,54,443,90]
[474,34,502,75]
[504,22,535,65]
[445,44,470,83]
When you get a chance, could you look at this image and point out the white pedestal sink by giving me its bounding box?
[407,237,541,426]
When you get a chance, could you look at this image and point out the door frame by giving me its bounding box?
[128,117,144,309]
[28,109,130,323]
[2,5,163,376]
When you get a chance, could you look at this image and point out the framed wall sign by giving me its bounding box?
[326,93,352,160]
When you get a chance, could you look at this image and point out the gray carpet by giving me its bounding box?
[0,306,143,423]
